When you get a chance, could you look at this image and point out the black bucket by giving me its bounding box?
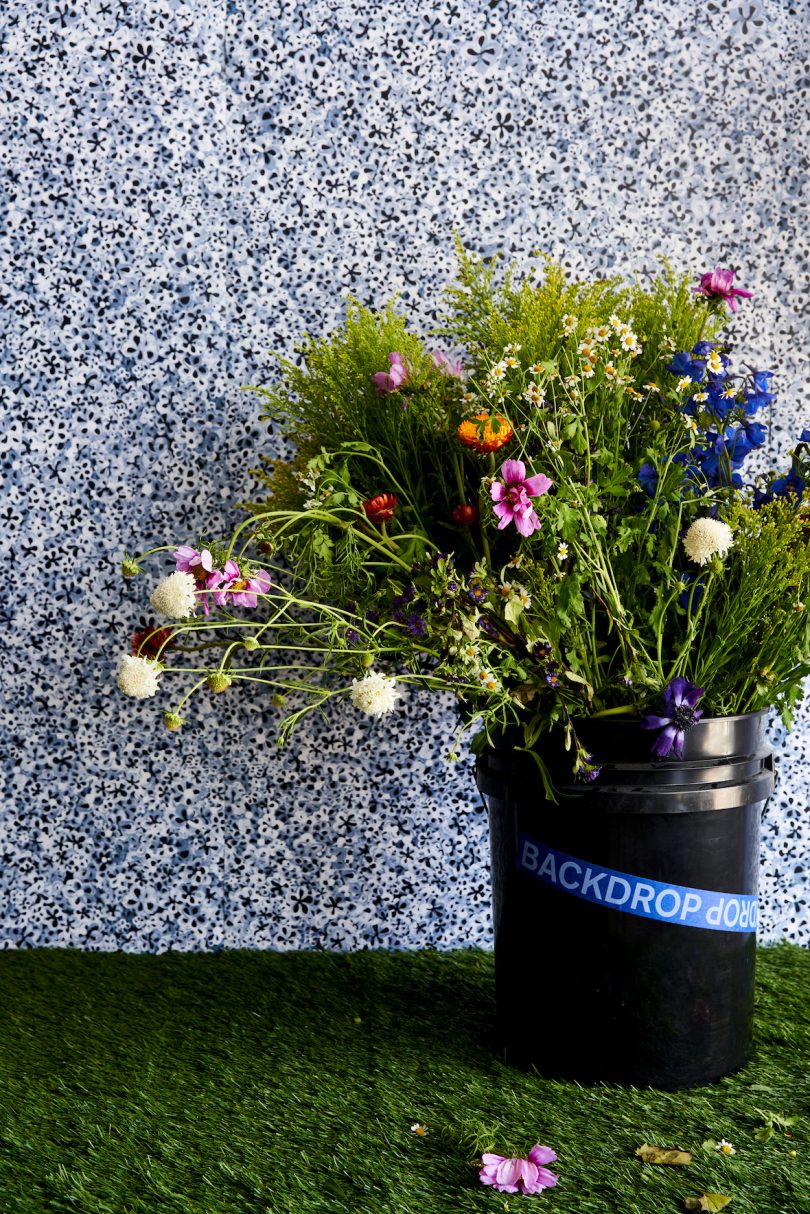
[476,712,773,1089]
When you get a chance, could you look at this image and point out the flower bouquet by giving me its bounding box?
[119,246,810,790]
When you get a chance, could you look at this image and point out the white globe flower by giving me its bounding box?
[349,670,401,717]
[117,654,162,699]
[149,570,198,619]
[683,517,734,566]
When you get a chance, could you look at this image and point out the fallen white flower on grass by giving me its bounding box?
[117,654,162,699]
[149,571,198,619]
[683,518,734,565]
[349,670,401,717]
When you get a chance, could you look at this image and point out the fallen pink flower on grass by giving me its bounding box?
[479,1144,558,1194]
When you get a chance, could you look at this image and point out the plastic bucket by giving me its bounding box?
[476,712,773,1089]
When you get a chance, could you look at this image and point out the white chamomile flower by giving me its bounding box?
[513,585,531,608]
[411,1123,429,1136]
[716,1139,736,1156]
[349,670,401,717]
[117,654,162,700]
[677,376,694,392]
[684,415,699,434]
[561,313,578,335]
[489,361,508,380]
[149,571,197,619]
[603,362,618,379]
[478,669,500,693]
[706,349,724,374]
[504,356,520,368]
[557,542,569,561]
[683,517,734,565]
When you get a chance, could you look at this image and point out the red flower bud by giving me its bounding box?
[452,503,479,526]
[362,493,398,523]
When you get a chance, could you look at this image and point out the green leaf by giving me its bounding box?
[503,597,524,626]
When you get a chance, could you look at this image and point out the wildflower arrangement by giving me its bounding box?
[118,242,810,784]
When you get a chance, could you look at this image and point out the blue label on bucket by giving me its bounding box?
[517,835,758,932]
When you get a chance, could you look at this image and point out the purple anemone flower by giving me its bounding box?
[490,459,553,538]
[693,267,753,313]
[479,1144,558,1195]
[641,676,705,759]
[372,352,409,394]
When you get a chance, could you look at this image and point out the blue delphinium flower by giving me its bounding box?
[638,462,659,496]
[667,350,705,381]
[640,677,705,759]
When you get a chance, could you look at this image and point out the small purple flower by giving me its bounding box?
[405,612,427,637]
[490,459,553,538]
[372,352,409,394]
[693,267,753,313]
[479,1145,558,1195]
[641,677,705,759]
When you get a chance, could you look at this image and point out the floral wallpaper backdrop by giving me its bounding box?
[1,0,808,950]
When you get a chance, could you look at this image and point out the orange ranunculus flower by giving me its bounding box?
[456,412,514,454]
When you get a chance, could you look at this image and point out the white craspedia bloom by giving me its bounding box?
[683,517,734,565]
[117,654,162,699]
[349,670,401,717]
[149,571,197,619]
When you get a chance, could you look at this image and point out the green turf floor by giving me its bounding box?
[0,946,807,1214]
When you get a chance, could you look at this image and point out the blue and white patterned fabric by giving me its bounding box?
[1,0,807,950]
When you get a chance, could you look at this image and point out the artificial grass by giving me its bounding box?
[0,947,806,1214]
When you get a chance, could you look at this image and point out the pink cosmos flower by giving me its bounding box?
[479,1144,558,1194]
[174,545,215,580]
[692,267,753,313]
[490,459,553,538]
[432,349,464,377]
[372,352,409,393]
[207,560,272,608]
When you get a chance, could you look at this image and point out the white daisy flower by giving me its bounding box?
[716,1139,736,1156]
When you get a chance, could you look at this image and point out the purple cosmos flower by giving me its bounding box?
[432,349,464,377]
[479,1145,558,1195]
[372,352,409,394]
[174,545,215,579]
[641,676,705,759]
[490,459,553,538]
[693,267,753,313]
[207,560,271,608]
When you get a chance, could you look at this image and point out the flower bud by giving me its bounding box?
[271,693,286,708]
[207,671,233,693]
[121,555,140,578]
[163,711,186,731]
[361,652,376,668]
[452,503,479,526]
[243,636,261,651]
